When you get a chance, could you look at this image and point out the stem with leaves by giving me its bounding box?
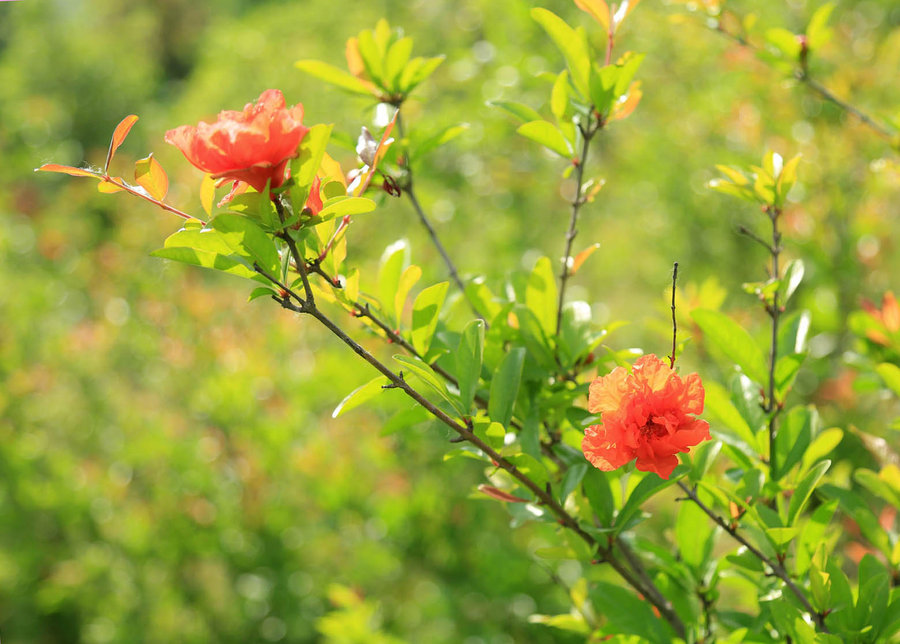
[764,205,783,478]
[556,122,597,335]
[676,481,829,632]
[394,113,484,321]
[258,238,686,638]
[712,18,896,143]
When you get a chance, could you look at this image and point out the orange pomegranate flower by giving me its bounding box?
[582,354,710,479]
[165,89,308,196]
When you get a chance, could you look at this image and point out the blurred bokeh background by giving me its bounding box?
[1,0,899,641]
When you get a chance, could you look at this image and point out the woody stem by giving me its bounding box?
[252,263,685,639]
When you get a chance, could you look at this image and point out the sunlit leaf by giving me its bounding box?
[106,114,138,172]
[134,154,168,201]
[411,281,448,356]
[333,376,389,417]
[295,60,374,95]
[488,348,525,429]
[35,164,99,178]
[692,309,768,385]
[517,120,573,158]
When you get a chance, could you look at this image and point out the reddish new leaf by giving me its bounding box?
[478,485,529,503]
[36,164,99,179]
[105,114,139,172]
[571,243,601,275]
[134,154,169,201]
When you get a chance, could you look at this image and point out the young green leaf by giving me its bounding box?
[692,309,768,385]
[411,281,449,356]
[516,120,573,158]
[788,459,830,525]
[455,320,484,414]
[488,348,525,429]
[332,376,389,417]
[488,100,544,124]
[393,354,464,415]
[294,60,374,96]
[531,8,591,98]
[209,213,280,274]
[525,256,558,337]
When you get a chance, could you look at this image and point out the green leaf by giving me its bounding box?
[378,240,408,323]
[398,55,445,93]
[516,120,573,158]
[616,469,683,531]
[731,374,766,434]
[394,264,422,328]
[315,196,377,226]
[527,614,589,634]
[488,100,543,124]
[788,459,830,525]
[393,354,464,415]
[806,3,835,51]
[778,259,804,305]
[294,60,374,96]
[778,309,811,356]
[582,468,615,526]
[150,246,258,280]
[802,427,843,470]
[589,581,672,642]
[559,463,588,503]
[525,256,558,337]
[766,27,802,60]
[676,488,717,568]
[411,282,448,356]
[383,36,413,90]
[209,214,280,274]
[356,28,385,87]
[775,406,817,481]
[488,348,525,429]
[332,376,389,417]
[692,308,768,385]
[704,381,760,451]
[290,123,333,207]
[550,70,569,122]
[775,353,805,397]
[530,8,591,98]
[412,123,468,160]
[877,363,900,397]
[248,286,275,302]
[465,280,502,321]
[455,320,484,415]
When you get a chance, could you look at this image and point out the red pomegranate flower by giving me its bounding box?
[582,354,710,479]
[165,89,308,195]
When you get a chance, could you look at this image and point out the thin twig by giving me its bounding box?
[556,124,596,336]
[736,224,774,254]
[395,113,484,321]
[712,16,896,142]
[797,72,895,140]
[669,262,678,369]
[677,481,829,632]
[765,207,782,478]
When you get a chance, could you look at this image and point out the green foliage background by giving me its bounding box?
[1,0,899,641]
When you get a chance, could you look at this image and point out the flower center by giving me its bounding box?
[640,421,668,439]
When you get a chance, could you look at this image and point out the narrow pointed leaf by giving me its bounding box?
[106,114,139,172]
